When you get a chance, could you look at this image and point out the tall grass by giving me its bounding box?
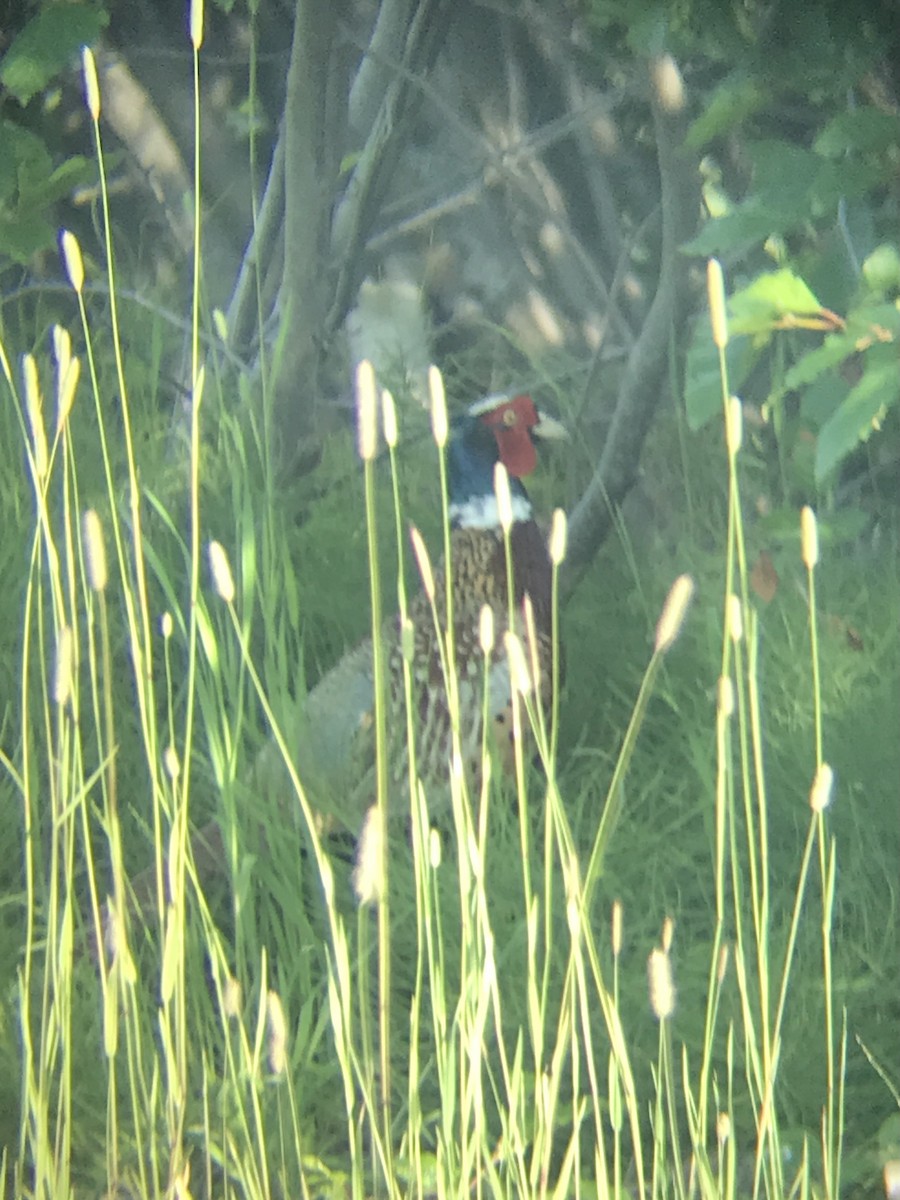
[0,13,873,1200]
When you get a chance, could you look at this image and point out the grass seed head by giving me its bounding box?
[53,626,74,707]
[648,947,676,1020]
[523,593,541,690]
[884,1160,900,1200]
[611,900,623,958]
[479,604,495,655]
[504,630,532,696]
[661,915,675,954]
[164,745,180,780]
[266,990,287,1076]
[716,1112,731,1144]
[57,357,80,429]
[353,804,385,906]
[707,258,728,349]
[355,359,378,462]
[82,47,100,119]
[809,762,834,813]
[655,574,694,653]
[726,395,742,456]
[223,975,241,1020]
[429,827,442,869]
[651,53,686,114]
[82,509,108,592]
[189,0,204,49]
[494,462,513,534]
[549,507,567,566]
[60,231,84,294]
[23,355,47,481]
[381,388,398,448]
[208,540,235,604]
[801,505,819,569]
[428,365,448,448]
[410,526,435,602]
[53,325,71,379]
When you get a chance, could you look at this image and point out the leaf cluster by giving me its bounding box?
[0,3,107,263]
[683,103,900,500]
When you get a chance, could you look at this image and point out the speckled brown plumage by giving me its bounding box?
[393,520,555,788]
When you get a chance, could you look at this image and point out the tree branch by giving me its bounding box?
[348,0,419,137]
[325,0,453,336]
[225,126,285,351]
[561,54,700,601]
[273,0,349,445]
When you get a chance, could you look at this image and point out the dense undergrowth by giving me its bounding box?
[0,34,898,1200]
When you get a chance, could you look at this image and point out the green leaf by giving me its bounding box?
[0,121,92,260]
[686,74,765,149]
[0,211,56,264]
[686,139,867,257]
[814,108,900,158]
[840,303,900,369]
[728,269,822,335]
[747,140,846,218]
[30,156,92,207]
[683,320,757,432]
[845,303,900,337]
[805,214,875,312]
[815,347,900,481]
[0,5,108,106]
[783,332,858,391]
[863,244,900,294]
[799,373,848,430]
[0,120,52,194]
[682,209,784,256]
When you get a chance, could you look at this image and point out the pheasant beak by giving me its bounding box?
[532,410,569,442]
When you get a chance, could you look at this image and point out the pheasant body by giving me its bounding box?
[289,392,563,829]
[400,518,555,784]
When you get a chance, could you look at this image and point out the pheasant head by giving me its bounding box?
[447,392,567,530]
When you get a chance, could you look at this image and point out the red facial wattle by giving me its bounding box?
[479,393,539,478]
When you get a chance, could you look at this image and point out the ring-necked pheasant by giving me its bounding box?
[293,391,566,829]
[111,392,564,935]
